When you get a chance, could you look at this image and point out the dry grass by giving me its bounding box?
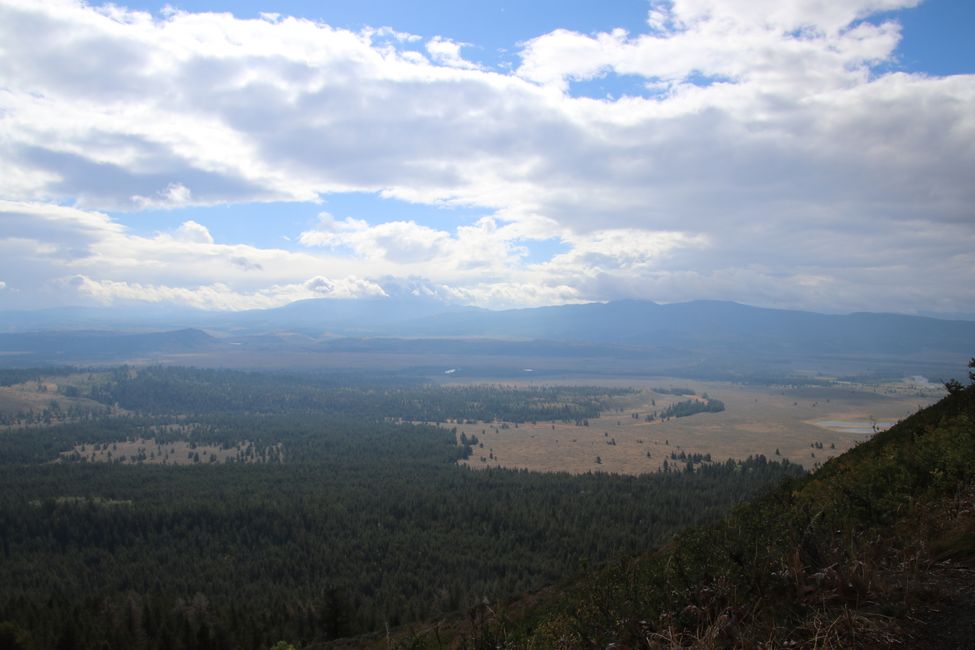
[0,372,117,428]
[58,437,284,465]
[451,378,942,475]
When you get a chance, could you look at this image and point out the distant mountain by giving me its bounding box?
[396,299,975,356]
[218,295,480,333]
[1,299,972,378]
[0,296,477,335]
[0,329,219,365]
[341,299,975,378]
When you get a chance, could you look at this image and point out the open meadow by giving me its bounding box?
[57,436,283,465]
[452,377,944,473]
[0,372,115,427]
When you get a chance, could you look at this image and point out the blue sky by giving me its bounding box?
[117,0,975,74]
[114,0,975,80]
[0,0,972,314]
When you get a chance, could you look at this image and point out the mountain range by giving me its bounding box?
[1,298,972,379]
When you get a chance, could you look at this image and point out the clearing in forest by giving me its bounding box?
[452,377,943,474]
[58,437,284,465]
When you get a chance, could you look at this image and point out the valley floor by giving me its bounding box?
[451,377,942,474]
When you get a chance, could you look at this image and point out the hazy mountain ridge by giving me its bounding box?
[1,299,972,377]
[0,328,220,365]
[397,299,975,351]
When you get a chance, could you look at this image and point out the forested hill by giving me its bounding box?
[415,374,975,649]
[0,368,802,650]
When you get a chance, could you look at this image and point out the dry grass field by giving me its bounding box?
[2,369,944,473]
[58,437,284,465]
[0,372,116,428]
[452,377,944,474]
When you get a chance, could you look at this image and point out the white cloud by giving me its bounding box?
[173,220,214,244]
[366,25,423,43]
[0,1,972,315]
[304,275,387,299]
[546,229,709,271]
[0,200,380,309]
[299,213,531,271]
[132,182,193,209]
[68,274,386,311]
[0,198,972,315]
[425,36,482,69]
[516,0,911,94]
[657,0,920,34]
[438,281,585,310]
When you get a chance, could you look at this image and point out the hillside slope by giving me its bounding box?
[385,378,975,649]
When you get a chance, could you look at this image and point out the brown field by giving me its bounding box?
[0,372,117,428]
[58,437,284,465]
[452,377,944,474]
[3,369,944,473]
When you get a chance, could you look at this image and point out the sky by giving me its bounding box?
[0,0,973,316]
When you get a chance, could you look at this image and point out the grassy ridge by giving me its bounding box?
[411,384,975,649]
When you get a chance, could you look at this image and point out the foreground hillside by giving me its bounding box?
[386,375,975,649]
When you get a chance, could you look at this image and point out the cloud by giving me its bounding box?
[303,275,387,299]
[229,256,263,271]
[299,213,530,270]
[515,4,910,90]
[0,198,972,315]
[68,274,386,311]
[173,220,214,244]
[132,182,193,209]
[437,281,585,310]
[425,36,482,69]
[0,200,379,309]
[546,229,708,271]
[0,1,972,315]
